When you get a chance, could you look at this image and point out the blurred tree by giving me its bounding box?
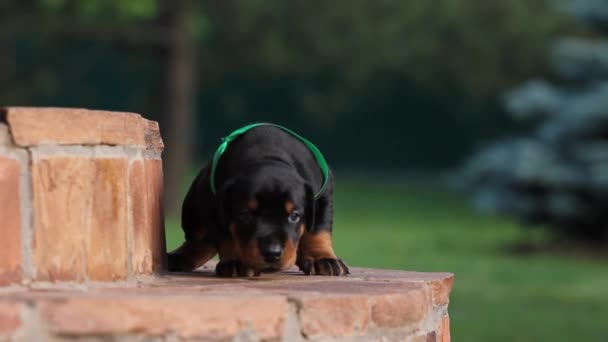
[195,0,568,172]
[156,0,198,215]
[201,0,566,124]
[463,0,608,242]
[0,0,199,214]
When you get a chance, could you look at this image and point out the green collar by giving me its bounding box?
[210,123,329,198]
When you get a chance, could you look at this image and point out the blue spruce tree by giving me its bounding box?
[463,0,608,242]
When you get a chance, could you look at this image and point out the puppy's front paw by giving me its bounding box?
[215,260,259,277]
[297,257,350,276]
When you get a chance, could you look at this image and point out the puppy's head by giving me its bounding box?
[218,166,314,272]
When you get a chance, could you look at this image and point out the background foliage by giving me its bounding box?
[1,0,567,169]
[463,0,608,242]
[2,1,607,341]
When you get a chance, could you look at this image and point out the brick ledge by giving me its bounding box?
[0,265,453,342]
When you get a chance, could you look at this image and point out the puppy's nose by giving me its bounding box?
[261,243,283,263]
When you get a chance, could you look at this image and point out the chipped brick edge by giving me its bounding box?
[0,123,33,285]
[1,107,165,285]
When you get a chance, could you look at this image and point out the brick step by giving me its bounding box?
[0,107,454,341]
[0,107,165,284]
[0,264,453,341]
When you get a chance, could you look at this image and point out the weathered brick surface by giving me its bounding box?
[144,159,166,271]
[1,108,165,283]
[32,156,93,281]
[0,266,453,341]
[38,294,287,340]
[131,158,166,275]
[129,160,148,274]
[0,107,452,341]
[437,314,450,342]
[409,334,432,342]
[5,107,147,147]
[348,267,455,307]
[0,157,22,285]
[371,286,431,328]
[298,296,370,338]
[144,120,164,154]
[0,123,11,145]
[349,268,453,284]
[86,158,129,281]
[432,276,454,306]
[0,302,21,337]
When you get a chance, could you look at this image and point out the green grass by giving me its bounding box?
[165,177,608,342]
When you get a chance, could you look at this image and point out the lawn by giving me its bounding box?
[165,177,608,342]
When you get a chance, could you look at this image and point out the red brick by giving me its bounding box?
[5,107,146,147]
[0,302,21,336]
[0,157,22,285]
[353,269,454,307]
[129,160,150,274]
[32,157,93,281]
[86,158,129,281]
[144,120,164,153]
[144,159,166,272]
[130,159,166,274]
[437,315,450,342]
[432,276,454,306]
[371,286,431,328]
[297,296,369,338]
[249,277,412,295]
[39,295,287,340]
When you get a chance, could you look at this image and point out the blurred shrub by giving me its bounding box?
[463,0,608,242]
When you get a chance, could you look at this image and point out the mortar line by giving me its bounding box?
[21,147,34,284]
[81,147,95,284]
[29,144,147,159]
[1,121,36,284]
[285,297,307,341]
[125,154,142,282]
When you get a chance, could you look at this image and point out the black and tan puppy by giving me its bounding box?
[167,123,349,277]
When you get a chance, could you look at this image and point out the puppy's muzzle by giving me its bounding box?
[260,239,283,263]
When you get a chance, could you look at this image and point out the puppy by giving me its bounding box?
[167,123,349,277]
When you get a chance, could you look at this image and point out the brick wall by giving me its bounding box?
[0,107,165,284]
[0,107,453,341]
[0,266,453,342]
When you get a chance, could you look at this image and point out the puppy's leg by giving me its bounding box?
[296,231,349,276]
[167,236,217,272]
[215,239,259,277]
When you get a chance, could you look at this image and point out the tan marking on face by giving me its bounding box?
[298,224,305,238]
[285,201,295,214]
[247,198,258,211]
[229,222,264,269]
[279,238,297,270]
[298,231,337,259]
[276,224,305,270]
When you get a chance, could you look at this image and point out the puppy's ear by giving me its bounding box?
[305,183,316,231]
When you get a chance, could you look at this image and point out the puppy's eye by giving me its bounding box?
[288,212,300,224]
